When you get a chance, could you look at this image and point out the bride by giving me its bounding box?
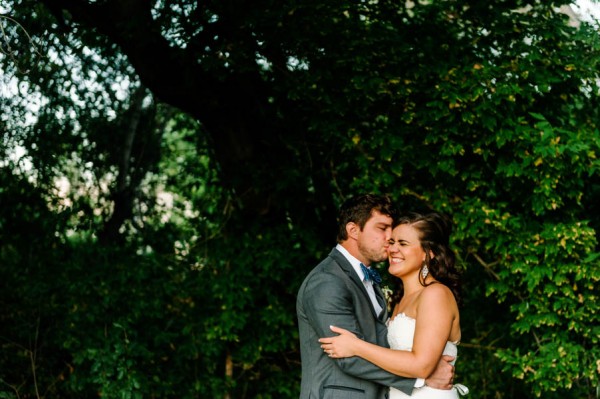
[319,212,469,398]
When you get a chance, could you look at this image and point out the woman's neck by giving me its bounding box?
[400,275,424,297]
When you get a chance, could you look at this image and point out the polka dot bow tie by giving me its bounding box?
[360,263,382,285]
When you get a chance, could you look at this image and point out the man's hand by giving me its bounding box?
[424,355,455,390]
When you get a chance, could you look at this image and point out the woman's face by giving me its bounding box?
[387,224,426,279]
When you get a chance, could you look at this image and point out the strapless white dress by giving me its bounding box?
[387,313,469,398]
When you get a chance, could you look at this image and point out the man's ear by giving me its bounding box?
[346,222,360,239]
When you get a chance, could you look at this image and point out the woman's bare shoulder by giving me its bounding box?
[420,283,456,305]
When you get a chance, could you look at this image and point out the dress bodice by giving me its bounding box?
[387,313,458,363]
[386,313,468,398]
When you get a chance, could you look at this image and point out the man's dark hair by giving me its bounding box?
[336,194,396,242]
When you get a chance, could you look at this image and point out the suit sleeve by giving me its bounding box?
[301,271,416,394]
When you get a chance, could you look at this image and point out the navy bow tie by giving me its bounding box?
[360,263,382,285]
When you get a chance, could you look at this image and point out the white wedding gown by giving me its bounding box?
[387,313,469,398]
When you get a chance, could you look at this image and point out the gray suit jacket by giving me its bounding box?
[297,248,415,399]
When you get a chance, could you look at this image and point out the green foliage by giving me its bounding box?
[1,0,600,398]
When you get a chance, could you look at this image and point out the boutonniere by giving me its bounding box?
[381,285,393,311]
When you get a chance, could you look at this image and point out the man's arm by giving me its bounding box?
[316,282,456,389]
[320,326,456,380]
[302,273,416,394]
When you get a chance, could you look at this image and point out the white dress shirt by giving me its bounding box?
[335,244,383,316]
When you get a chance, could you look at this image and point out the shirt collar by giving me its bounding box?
[336,244,367,281]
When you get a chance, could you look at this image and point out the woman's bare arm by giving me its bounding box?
[319,284,457,379]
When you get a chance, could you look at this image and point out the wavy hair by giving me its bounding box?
[390,211,462,306]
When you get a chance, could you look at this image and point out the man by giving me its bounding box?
[297,194,454,398]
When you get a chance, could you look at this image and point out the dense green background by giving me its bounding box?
[1,1,599,398]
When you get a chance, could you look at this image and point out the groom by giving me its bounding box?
[296,194,454,398]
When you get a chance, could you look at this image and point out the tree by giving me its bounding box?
[1,0,599,397]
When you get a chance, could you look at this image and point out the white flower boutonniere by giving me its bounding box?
[381,285,393,311]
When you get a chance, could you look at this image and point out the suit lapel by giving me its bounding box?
[329,249,384,319]
[374,284,388,320]
[329,248,377,306]
[330,249,365,289]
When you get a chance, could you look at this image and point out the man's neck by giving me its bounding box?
[337,242,368,266]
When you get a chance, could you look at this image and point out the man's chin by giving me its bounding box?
[374,255,388,263]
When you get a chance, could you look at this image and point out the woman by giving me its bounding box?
[319,212,468,398]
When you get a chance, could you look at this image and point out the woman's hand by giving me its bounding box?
[318,325,360,358]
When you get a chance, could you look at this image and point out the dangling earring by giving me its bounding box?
[421,263,429,280]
